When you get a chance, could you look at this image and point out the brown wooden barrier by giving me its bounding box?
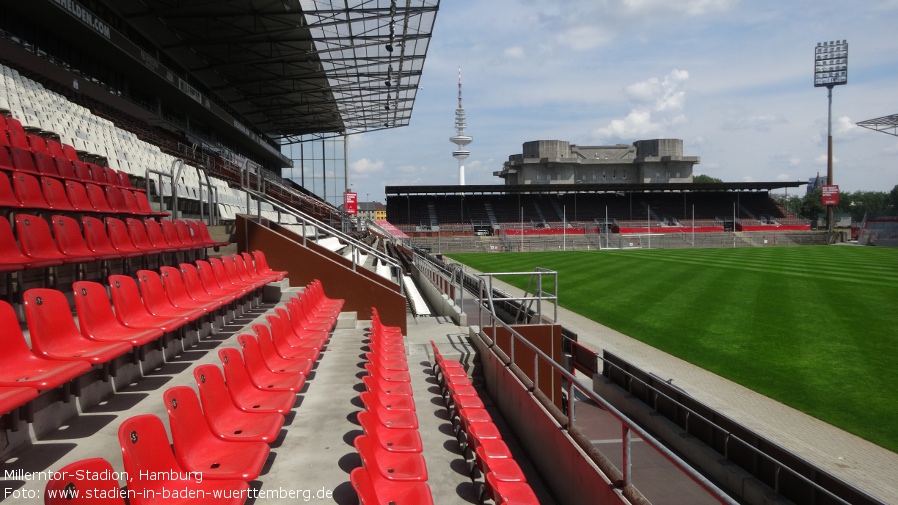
[236,215,407,334]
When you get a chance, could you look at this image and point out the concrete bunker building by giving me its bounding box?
[495,139,700,185]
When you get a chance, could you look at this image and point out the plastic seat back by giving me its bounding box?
[81,216,123,256]
[104,186,130,213]
[12,172,52,209]
[73,280,147,341]
[0,216,49,270]
[27,133,48,154]
[0,300,92,389]
[103,166,122,187]
[85,163,108,185]
[5,118,29,150]
[84,182,115,213]
[199,259,233,294]
[136,269,178,315]
[44,458,125,505]
[23,287,132,363]
[105,217,143,254]
[46,138,65,158]
[52,214,99,259]
[15,213,68,262]
[64,180,95,211]
[179,262,219,299]
[174,219,200,246]
[134,190,166,215]
[160,219,186,247]
[117,415,193,496]
[0,171,23,208]
[41,176,76,211]
[10,146,38,173]
[119,188,142,214]
[33,151,60,177]
[61,143,79,161]
[217,347,295,413]
[144,219,175,250]
[125,218,157,251]
[53,156,78,180]
[108,274,151,321]
[160,265,200,306]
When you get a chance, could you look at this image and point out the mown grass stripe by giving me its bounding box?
[449,246,898,452]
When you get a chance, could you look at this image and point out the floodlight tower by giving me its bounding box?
[450,67,472,185]
[814,40,848,232]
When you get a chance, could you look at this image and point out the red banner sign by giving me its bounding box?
[344,191,358,215]
[821,185,839,206]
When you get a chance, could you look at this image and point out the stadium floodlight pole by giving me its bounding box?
[563,205,566,251]
[815,40,848,234]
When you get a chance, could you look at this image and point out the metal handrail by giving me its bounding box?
[433,255,861,505]
[470,277,740,505]
[240,186,404,287]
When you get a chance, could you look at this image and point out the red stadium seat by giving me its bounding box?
[104,186,135,214]
[285,297,334,333]
[193,364,296,415]
[52,214,118,264]
[214,352,296,414]
[0,386,39,417]
[164,264,229,310]
[132,190,169,217]
[82,215,140,259]
[41,176,77,212]
[210,257,255,293]
[265,312,325,354]
[362,373,413,397]
[117,414,250,505]
[72,281,164,347]
[173,219,202,249]
[0,171,25,210]
[484,472,539,505]
[52,155,79,180]
[160,219,190,249]
[84,182,116,214]
[357,409,423,453]
[193,220,228,248]
[16,213,95,264]
[156,266,215,314]
[0,300,90,390]
[10,146,38,174]
[0,216,62,271]
[118,188,143,215]
[250,323,317,369]
[238,331,311,376]
[44,458,126,505]
[63,180,97,212]
[189,261,239,303]
[252,250,288,280]
[192,364,284,443]
[105,217,148,256]
[23,288,133,365]
[12,172,53,210]
[350,466,434,505]
[255,318,320,361]
[108,274,186,333]
[364,362,411,384]
[126,218,165,253]
[163,386,270,481]
[145,219,185,253]
[359,390,418,430]
[240,251,278,283]
[220,345,304,393]
[5,118,29,150]
[136,269,205,322]
[360,387,416,412]
[354,434,428,482]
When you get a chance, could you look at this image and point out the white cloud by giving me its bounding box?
[622,0,737,16]
[351,158,384,175]
[789,157,801,167]
[595,69,690,140]
[776,173,791,181]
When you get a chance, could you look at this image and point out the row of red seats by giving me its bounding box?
[1,113,144,192]
[1,171,163,217]
[0,214,227,276]
[430,341,540,505]
[0,252,283,429]
[351,307,434,504]
[40,283,342,505]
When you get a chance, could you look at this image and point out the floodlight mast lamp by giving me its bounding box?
[815,40,848,233]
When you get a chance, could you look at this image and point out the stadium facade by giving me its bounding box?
[495,138,699,185]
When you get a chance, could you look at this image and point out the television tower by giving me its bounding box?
[450,67,472,185]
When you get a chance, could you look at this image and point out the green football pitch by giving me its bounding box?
[447,246,898,452]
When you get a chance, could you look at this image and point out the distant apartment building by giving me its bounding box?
[494,139,699,185]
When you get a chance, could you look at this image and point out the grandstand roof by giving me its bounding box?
[114,0,438,142]
[385,181,808,196]
[857,114,898,137]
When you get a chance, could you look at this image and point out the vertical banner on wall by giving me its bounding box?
[344,191,358,215]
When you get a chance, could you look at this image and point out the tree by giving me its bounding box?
[891,184,898,211]
[693,174,724,184]
[800,188,825,223]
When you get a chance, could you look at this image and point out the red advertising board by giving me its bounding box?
[821,185,839,206]
[344,191,358,215]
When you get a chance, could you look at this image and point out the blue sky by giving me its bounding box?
[346,0,898,202]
